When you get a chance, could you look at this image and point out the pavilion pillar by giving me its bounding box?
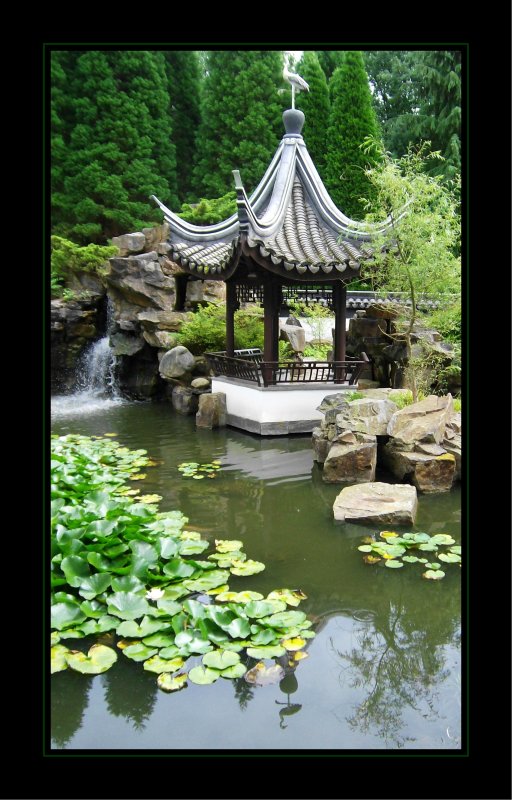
[333,282,347,382]
[226,281,237,358]
[263,282,280,385]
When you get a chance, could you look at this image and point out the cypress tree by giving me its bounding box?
[54,50,178,243]
[316,51,345,81]
[192,51,283,199]
[325,51,381,219]
[51,51,80,235]
[295,51,330,176]
[164,51,201,202]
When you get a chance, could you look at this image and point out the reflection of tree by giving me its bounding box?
[332,589,461,748]
[102,653,157,731]
[275,671,302,729]
[51,671,91,748]
[232,676,255,711]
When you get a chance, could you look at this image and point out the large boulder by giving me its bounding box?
[110,333,145,357]
[387,394,453,445]
[335,398,398,436]
[322,432,377,484]
[382,442,456,493]
[137,309,192,331]
[111,232,146,256]
[312,427,331,464]
[142,330,179,350]
[196,392,226,429]
[171,385,199,415]
[106,254,176,321]
[280,323,306,353]
[159,346,196,379]
[333,482,418,525]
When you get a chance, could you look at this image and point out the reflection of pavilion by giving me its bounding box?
[152,106,393,434]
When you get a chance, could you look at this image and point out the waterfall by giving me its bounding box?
[51,300,125,418]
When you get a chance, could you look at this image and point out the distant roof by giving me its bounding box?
[151,108,394,282]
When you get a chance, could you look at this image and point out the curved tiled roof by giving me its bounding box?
[151,108,395,281]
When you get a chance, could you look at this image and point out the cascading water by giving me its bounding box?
[51,299,125,418]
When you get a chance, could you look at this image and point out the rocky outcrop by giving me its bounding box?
[381,442,456,493]
[171,385,199,415]
[387,394,453,445]
[280,323,306,353]
[196,393,227,429]
[333,482,418,525]
[159,346,196,380]
[335,398,398,436]
[110,333,145,357]
[322,431,377,483]
[51,297,105,393]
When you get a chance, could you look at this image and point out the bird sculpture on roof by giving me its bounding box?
[283,63,309,110]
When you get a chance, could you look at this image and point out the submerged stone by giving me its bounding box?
[333,482,418,525]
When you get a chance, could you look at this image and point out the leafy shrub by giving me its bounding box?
[51,236,117,297]
[178,303,264,354]
[303,343,331,360]
[424,302,461,343]
[178,192,237,225]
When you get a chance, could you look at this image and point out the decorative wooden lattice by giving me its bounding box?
[236,284,265,304]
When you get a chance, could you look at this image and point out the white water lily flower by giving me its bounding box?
[145,588,165,601]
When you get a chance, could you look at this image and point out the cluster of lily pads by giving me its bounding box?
[51,434,313,691]
[178,461,222,480]
[357,531,461,580]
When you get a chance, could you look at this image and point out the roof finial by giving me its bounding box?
[283,57,309,110]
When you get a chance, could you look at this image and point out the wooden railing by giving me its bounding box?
[205,350,367,388]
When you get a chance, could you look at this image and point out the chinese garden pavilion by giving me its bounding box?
[151,108,392,434]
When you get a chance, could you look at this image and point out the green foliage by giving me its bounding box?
[178,192,236,225]
[51,434,313,690]
[51,50,178,243]
[345,391,365,402]
[164,52,201,202]
[295,52,330,176]
[177,303,264,354]
[358,530,460,579]
[192,51,284,198]
[303,343,331,360]
[325,52,381,219]
[288,300,331,347]
[316,51,345,80]
[425,303,461,343]
[51,235,117,297]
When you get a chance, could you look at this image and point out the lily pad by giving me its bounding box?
[143,655,184,674]
[203,650,240,670]
[77,573,112,600]
[425,562,441,570]
[246,644,286,659]
[402,555,419,563]
[158,645,181,659]
[262,610,306,629]
[384,560,404,568]
[292,651,309,662]
[51,644,69,674]
[215,539,244,553]
[116,617,167,638]
[449,545,462,555]
[184,569,230,592]
[266,589,306,607]
[157,672,188,692]
[244,600,287,618]
[225,617,252,639]
[219,662,246,679]
[188,666,219,685]
[107,591,151,620]
[357,545,372,552]
[230,559,265,576]
[65,644,118,674]
[122,643,159,662]
[438,552,461,563]
[174,630,212,655]
[418,543,438,552]
[244,662,284,686]
[282,637,306,651]
[379,531,399,539]
[50,631,61,646]
[215,590,264,603]
[363,555,381,564]
[422,569,446,581]
[80,615,118,635]
[51,600,86,631]
[431,534,456,545]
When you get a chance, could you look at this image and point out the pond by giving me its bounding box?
[50,396,461,751]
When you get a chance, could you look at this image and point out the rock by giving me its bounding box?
[106,256,176,314]
[442,434,461,481]
[186,279,226,305]
[142,330,179,349]
[191,377,211,390]
[387,394,453,445]
[446,412,461,434]
[333,430,357,444]
[415,442,446,456]
[116,347,161,399]
[322,432,377,484]
[137,309,192,331]
[286,315,302,327]
[159,346,196,379]
[111,232,146,256]
[317,393,350,424]
[280,323,306,353]
[66,270,106,300]
[312,427,331,464]
[142,223,170,251]
[357,379,381,390]
[365,303,399,320]
[335,398,398,436]
[196,392,227,429]
[110,333,145,356]
[348,317,384,339]
[382,442,456,493]
[50,298,103,392]
[333,482,418,525]
[171,385,199,415]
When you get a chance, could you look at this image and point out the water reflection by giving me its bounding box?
[276,672,302,729]
[102,651,157,731]
[51,670,91,748]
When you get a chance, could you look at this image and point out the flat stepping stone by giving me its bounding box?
[333,481,417,525]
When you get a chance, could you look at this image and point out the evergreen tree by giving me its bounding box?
[51,51,80,235]
[53,50,178,243]
[415,50,461,180]
[164,51,201,202]
[316,50,345,80]
[295,51,330,176]
[192,51,283,199]
[325,52,381,219]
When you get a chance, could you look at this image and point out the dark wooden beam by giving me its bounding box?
[333,282,347,380]
[263,282,280,385]
[226,281,237,358]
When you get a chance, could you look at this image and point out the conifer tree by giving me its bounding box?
[192,51,283,199]
[325,51,381,218]
[164,51,201,202]
[316,50,345,80]
[295,51,330,176]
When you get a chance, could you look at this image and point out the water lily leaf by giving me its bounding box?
[418,543,438,552]
[358,545,373,552]
[282,637,306,651]
[425,562,441,570]
[80,615,118,635]
[188,666,219,685]
[107,591,151,620]
[220,662,246,679]
[204,605,236,628]
[402,555,419,563]
[363,555,382,564]
[431,534,456,545]
[175,630,212,655]
[129,540,158,564]
[158,537,179,559]
[422,569,446,580]
[143,655,184,674]
[208,551,246,567]
[244,662,284,686]
[216,590,263,603]
[163,558,197,579]
[158,585,189,601]
[380,531,399,539]
[374,543,406,558]
[110,575,146,594]
[192,475,205,479]
[449,545,461,555]
[197,618,229,645]
[246,644,286,659]
[50,631,60,646]
[157,672,188,692]
[182,598,207,620]
[215,539,244,553]
[51,601,87,631]
[158,645,181,659]
[300,630,316,639]
[61,555,91,587]
[138,494,162,504]
[438,552,461,563]
[179,539,209,555]
[77,573,111,600]
[230,559,265,576]
[184,569,229,592]
[79,598,107,619]
[292,650,309,662]
[65,644,118,674]
[244,600,287,619]
[417,557,428,563]
[405,532,430,543]
[206,584,230,596]
[116,616,167,638]
[266,589,306,607]
[384,560,404,569]
[249,628,276,646]
[203,650,240,670]
[122,643,159,662]
[87,552,112,571]
[57,627,86,639]
[51,644,69,674]
[226,617,252,640]
[262,610,306,629]
[129,473,147,481]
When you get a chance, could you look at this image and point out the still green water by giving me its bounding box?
[51,398,461,750]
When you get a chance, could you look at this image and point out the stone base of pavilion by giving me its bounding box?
[212,376,358,436]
